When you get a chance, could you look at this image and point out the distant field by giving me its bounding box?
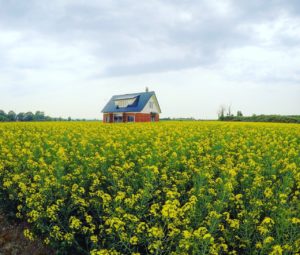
[0,122,299,254]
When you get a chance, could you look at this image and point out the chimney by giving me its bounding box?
[146,86,149,92]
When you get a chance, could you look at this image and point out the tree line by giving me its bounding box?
[218,105,300,123]
[0,110,72,122]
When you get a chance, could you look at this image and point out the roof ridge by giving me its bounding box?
[114,91,154,95]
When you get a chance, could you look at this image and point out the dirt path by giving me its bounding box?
[0,214,53,255]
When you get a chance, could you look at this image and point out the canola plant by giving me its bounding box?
[0,121,299,255]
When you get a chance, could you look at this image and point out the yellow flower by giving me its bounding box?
[264,187,273,198]
[263,236,274,244]
[255,242,262,249]
[3,180,13,188]
[148,240,162,254]
[69,216,82,230]
[229,219,240,229]
[150,203,160,216]
[258,226,269,235]
[182,230,192,239]
[148,226,164,239]
[203,233,214,243]
[136,222,148,234]
[129,236,138,245]
[64,233,74,243]
[262,217,275,225]
[23,229,35,241]
[43,237,50,245]
[269,245,283,255]
[291,217,300,224]
[90,235,98,243]
[161,200,179,219]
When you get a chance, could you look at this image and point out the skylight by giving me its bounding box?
[114,97,137,108]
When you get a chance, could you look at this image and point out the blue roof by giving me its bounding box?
[102,91,158,113]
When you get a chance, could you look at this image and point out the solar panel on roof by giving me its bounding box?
[114,95,138,100]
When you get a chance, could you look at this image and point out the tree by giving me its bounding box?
[0,110,8,121]
[44,115,52,121]
[218,105,226,120]
[24,112,34,121]
[17,112,25,121]
[237,110,243,117]
[34,111,45,121]
[226,105,234,118]
[7,110,17,121]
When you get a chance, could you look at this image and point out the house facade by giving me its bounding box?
[101,91,161,123]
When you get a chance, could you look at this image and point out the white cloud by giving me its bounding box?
[218,46,300,84]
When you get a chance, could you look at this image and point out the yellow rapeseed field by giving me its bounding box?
[0,121,299,255]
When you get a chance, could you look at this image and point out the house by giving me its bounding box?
[101,89,161,123]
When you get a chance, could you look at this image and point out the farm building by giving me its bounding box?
[102,90,161,123]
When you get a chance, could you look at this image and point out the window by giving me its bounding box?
[105,115,110,122]
[113,114,123,123]
[127,116,135,122]
[149,102,154,109]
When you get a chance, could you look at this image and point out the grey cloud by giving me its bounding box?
[1,0,300,78]
[102,58,202,77]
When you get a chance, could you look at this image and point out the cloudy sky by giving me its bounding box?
[0,0,299,119]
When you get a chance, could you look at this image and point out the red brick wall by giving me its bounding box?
[103,113,159,122]
[135,113,159,122]
[135,113,151,122]
[103,114,107,123]
[103,113,113,123]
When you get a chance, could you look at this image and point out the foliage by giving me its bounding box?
[220,114,300,123]
[0,110,75,122]
[218,106,226,121]
[0,121,299,254]
[237,111,243,117]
